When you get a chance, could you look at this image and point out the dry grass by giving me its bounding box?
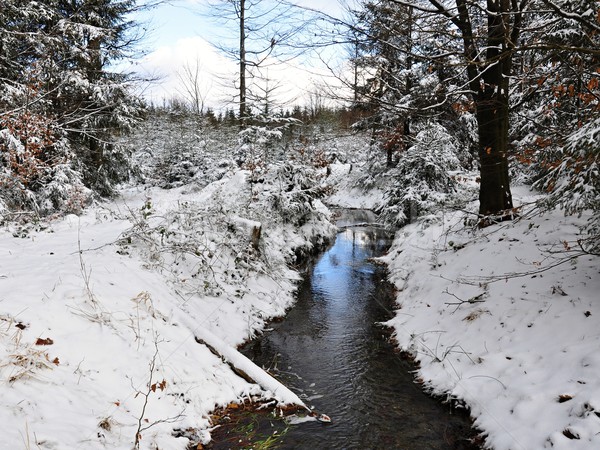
[0,316,58,383]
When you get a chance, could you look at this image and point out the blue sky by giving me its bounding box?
[131,0,355,108]
[137,2,216,48]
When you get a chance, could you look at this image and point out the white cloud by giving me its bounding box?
[134,37,339,110]
[128,1,356,111]
[132,26,352,111]
[134,36,235,107]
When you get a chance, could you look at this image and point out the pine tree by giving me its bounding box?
[1,0,145,213]
[353,1,417,165]
[353,0,599,219]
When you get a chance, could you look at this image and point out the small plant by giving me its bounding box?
[1,331,59,383]
[208,401,291,449]
[132,340,183,448]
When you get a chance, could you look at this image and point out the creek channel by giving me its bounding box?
[212,209,479,449]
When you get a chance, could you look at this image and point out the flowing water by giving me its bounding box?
[232,210,479,449]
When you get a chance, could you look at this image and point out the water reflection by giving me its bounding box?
[240,213,478,449]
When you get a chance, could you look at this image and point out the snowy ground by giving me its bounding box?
[326,163,385,209]
[382,185,600,450]
[2,147,598,450]
[0,169,334,450]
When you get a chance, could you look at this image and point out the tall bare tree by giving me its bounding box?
[176,56,211,115]
[206,0,309,122]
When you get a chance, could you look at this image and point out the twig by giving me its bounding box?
[77,221,95,304]
[134,343,159,448]
[443,288,486,312]
[468,375,507,390]
[457,252,584,285]
[133,338,182,448]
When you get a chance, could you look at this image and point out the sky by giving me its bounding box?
[130,0,356,111]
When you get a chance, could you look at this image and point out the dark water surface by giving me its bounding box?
[239,212,478,449]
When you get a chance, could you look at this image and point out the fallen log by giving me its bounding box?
[194,327,309,410]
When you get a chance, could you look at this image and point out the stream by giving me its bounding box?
[217,210,479,449]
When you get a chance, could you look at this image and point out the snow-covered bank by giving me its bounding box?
[326,163,385,209]
[383,186,600,450]
[0,168,335,449]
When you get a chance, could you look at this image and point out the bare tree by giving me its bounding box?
[205,0,310,123]
[176,56,212,115]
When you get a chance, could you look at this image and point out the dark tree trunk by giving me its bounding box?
[474,0,514,216]
[239,0,246,126]
[429,0,520,218]
[475,92,513,216]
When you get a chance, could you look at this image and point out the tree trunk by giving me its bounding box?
[476,92,513,216]
[239,0,246,125]
[475,0,514,217]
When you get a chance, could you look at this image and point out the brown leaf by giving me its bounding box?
[35,338,54,345]
[52,357,60,366]
[558,394,573,403]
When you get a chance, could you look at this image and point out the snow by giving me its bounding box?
[326,163,385,209]
[192,325,308,408]
[0,169,334,449]
[2,145,599,449]
[381,185,600,449]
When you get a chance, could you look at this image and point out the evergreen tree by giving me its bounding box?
[514,0,600,251]
[1,0,145,213]
[353,1,417,165]
[351,0,599,219]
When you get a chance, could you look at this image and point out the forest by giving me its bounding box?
[1,0,599,237]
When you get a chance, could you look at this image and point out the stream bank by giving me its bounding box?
[209,210,480,449]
